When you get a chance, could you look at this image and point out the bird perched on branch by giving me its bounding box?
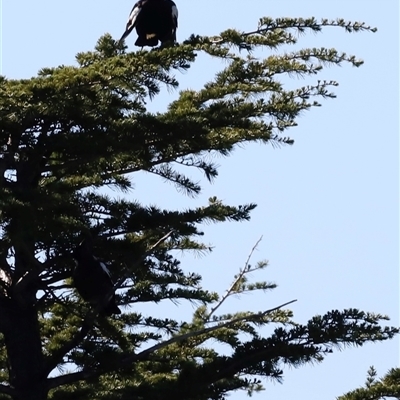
[73,238,121,316]
[119,0,178,47]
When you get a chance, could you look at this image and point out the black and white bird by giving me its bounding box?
[73,239,121,316]
[119,0,178,47]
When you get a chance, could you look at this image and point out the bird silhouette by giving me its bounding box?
[119,0,178,47]
[73,238,121,316]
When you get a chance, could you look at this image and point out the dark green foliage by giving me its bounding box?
[0,15,396,400]
[339,366,400,400]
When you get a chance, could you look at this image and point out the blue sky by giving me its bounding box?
[1,0,399,399]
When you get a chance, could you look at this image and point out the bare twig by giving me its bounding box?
[243,236,263,271]
[206,236,263,322]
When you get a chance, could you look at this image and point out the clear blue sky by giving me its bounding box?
[1,1,399,399]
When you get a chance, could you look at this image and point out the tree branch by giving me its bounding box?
[46,299,296,389]
[123,299,297,364]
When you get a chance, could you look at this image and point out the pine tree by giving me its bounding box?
[339,367,400,400]
[0,16,397,400]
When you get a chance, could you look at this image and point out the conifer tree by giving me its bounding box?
[0,16,397,400]
[339,367,400,400]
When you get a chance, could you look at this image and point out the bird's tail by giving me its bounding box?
[101,296,121,316]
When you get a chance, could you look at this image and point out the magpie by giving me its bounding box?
[73,239,121,316]
[119,0,178,47]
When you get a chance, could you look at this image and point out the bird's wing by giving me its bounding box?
[94,257,112,279]
[119,1,143,42]
[170,1,178,28]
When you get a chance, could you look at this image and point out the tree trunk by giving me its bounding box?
[3,300,48,400]
[1,162,48,399]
